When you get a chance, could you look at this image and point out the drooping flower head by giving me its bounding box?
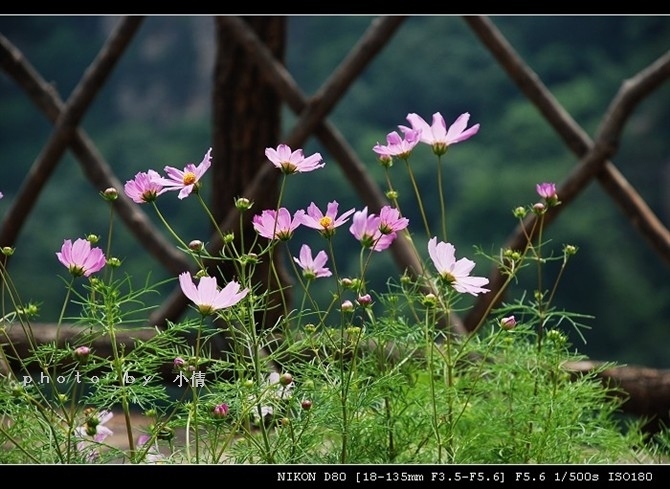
[124,170,167,204]
[349,206,395,252]
[56,238,106,277]
[154,148,212,199]
[265,144,325,174]
[427,237,490,296]
[373,129,421,161]
[252,207,304,241]
[400,112,480,156]
[293,244,332,280]
[299,201,356,238]
[178,272,249,316]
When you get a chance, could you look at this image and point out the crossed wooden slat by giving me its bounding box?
[1,15,669,342]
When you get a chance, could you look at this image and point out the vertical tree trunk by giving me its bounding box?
[211,17,289,338]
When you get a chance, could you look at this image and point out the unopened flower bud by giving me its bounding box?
[73,346,91,363]
[385,190,398,200]
[188,240,204,252]
[223,232,235,244]
[17,303,39,318]
[107,257,121,268]
[546,329,567,346]
[279,373,293,386]
[341,300,354,313]
[532,202,546,215]
[356,294,372,307]
[2,246,15,256]
[86,234,100,244]
[301,399,313,411]
[340,278,354,289]
[235,197,253,211]
[500,316,516,330]
[345,326,361,339]
[212,403,229,418]
[563,244,578,256]
[173,357,186,369]
[102,187,118,201]
[513,206,528,219]
[422,293,438,308]
[503,249,521,262]
[304,323,316,334]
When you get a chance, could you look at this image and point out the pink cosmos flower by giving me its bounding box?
[400,112,480,155]
[293,244,332,279]
[252,207,305,241]
[154,148,212,199]
[123,170,167,203]
[178,272,249,316]
[265,144,325,174]
[373,130,421,160]
[299,201,356,238]
[349,206,395,252]
[427,237,490,296]
[56,238,106,277]
[378,205,409,235]
[536,182,560,206]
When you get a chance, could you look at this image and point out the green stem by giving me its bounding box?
[402,157,432,238]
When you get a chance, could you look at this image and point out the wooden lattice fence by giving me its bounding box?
[1,15,670,431]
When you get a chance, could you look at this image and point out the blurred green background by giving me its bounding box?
[1,16,669,367]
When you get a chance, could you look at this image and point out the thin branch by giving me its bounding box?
[463,16,670,331]
[0,26,190,275]
[0,17,144,252]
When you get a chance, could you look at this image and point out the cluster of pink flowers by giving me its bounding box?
[374,111,480,160]
[43,111,565,460]
[51,112,548,308]
[112,121,492,306]
[123,148,213,203]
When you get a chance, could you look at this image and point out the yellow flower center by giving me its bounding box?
[442,272,456,284]
[319,216,333,229]
[183,172,197,186]
[280,162,297,173]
